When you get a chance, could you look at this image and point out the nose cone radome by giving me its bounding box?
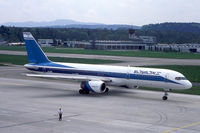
[185,81,192,89]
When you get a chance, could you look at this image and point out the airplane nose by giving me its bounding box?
[185,81,192,89]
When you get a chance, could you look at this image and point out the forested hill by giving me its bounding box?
[0,26,130,42]
[142,23,200,35]
[137,23,200,43]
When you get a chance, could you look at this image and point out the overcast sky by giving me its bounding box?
[0,0,199,26]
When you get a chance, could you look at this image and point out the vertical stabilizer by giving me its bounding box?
[23,32,50,63]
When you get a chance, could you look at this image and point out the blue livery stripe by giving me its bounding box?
[85,82,95,92]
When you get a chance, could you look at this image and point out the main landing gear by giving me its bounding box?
[162,89,170,100]
[105,88,109,93]
[79,87,109,94]
[79,89,90,94]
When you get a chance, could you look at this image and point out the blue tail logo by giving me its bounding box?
[23,32,50,64]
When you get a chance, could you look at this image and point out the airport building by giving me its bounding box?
[38,39,54,47]
[64,37,156,50]
[82,29,156,50]
[85,40,147,50]
[84,29,156,50]
[63,41,90,48]
[8,42,25,46]
[148,43,200,53]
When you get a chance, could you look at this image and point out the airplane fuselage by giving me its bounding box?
[25,62,192,90]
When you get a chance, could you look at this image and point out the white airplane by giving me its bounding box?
[23,32,192,100]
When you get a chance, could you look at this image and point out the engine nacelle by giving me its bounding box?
[81,81,106,93]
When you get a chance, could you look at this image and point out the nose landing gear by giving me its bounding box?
[162,89,169,100]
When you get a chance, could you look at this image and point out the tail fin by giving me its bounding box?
[23,32,50,63]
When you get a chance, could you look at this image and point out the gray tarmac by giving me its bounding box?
[1,65,200,133]
[1,50,200,66]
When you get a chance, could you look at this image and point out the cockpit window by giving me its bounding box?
[175,77,187,80]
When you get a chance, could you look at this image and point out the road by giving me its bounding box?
[1,50,200,66]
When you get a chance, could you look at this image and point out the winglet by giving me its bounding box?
[23,32,50,64]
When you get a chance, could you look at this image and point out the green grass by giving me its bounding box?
[140,86,200,95]
[1,46,200,59]
[172,86,200,95]
[0,54,122,65]
[0,46,26,51]
[145,65,200,83]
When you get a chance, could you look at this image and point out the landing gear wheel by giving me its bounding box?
[105,88,109,93]
[79,89,90,94]
[162,96,168,100]
[79,89,84,94]
[85,90,90,94]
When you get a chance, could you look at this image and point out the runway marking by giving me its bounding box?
[161,121,200,133]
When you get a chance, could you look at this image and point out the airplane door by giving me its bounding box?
[126,68,139,88]
[164,73,169,83]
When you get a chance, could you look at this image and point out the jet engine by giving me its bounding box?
[80,81,107,93]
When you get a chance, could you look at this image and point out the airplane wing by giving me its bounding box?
[26,73,112,82]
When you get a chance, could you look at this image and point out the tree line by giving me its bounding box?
[0,26,129,42]
[1,22,200,44]
[141,22,200,44]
